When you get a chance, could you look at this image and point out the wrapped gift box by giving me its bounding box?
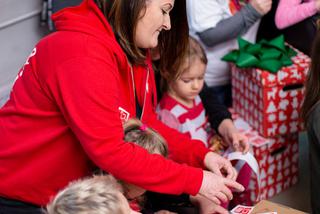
[232,111,299,203]
[231,49,310,137]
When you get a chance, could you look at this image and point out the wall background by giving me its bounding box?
[0,0,48,106]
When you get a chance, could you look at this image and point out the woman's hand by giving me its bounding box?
[190,194,228,214]
[204,151,238,180]
[250,0,272,15]
[199,170,244,205]
[218,119,250,154]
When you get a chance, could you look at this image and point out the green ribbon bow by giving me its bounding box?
[222,35,297,73]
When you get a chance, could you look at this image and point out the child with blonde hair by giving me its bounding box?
[123,118,168,157]
[157,36,252,213]
[96,118,173,214]
[121,118,168,209]
[47,119,172,214]
[46,175,139,214]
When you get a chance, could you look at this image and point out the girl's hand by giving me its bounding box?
[218,119,250,154]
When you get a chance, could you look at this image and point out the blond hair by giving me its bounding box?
[124,118,168,157]
[162,36,207,92]
[46,175,126,214]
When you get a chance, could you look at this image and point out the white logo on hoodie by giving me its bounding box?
[14,47,37,83]
[118,107,130,124]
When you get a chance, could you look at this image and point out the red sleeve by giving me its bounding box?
[48,56,203,196]
[146,111,210,169]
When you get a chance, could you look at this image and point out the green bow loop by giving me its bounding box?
[237,52,259,68]
[246,43,261,55]
[258,59,283,73]
[222,50,239,62]
[286,46,297,57]
[281,54,293,66]
[259,48,282,60]
[222,35,297,73]
[267,35,286,52]
[238,37,252,49]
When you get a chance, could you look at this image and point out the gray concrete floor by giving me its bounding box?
[269,132,311,213]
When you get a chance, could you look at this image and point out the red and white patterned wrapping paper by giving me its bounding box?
[231,49,310,137]
[231,110,299,203]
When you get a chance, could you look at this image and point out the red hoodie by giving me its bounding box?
[0,0,210,206]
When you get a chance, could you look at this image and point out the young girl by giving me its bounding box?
[46,175,140,214]
[158,37,252,213]
[121,118,167,210]
[301,29,320,214]
[50,119,172,214]
[114,118,175,214]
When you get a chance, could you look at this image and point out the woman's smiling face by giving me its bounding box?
[135,0,174,48]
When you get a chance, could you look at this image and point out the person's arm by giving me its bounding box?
[275,0,319,29]
[51,56,205,196]
[197,4,262,47]
[200,83,232,133]
[200,84,249,153]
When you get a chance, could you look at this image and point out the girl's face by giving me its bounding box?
[124,183,146,199]
[135,0,174,48]
[118,192,141,214]
[169,58,206,107]
[123,150,162,200]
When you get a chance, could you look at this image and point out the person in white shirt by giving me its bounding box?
[186,0,272,107]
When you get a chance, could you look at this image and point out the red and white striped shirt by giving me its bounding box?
[157,93,211,147]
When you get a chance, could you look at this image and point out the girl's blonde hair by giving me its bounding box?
[161,36,207,92]
[123,118,168,157]
[46,175,126,214]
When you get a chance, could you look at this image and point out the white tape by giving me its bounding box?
[227,151,261,202]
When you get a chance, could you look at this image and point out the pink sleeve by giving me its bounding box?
[157,109,181,131]
[275,0,318,29]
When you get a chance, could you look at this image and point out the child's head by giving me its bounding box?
[165,36,207,105]
[122,118,168,199]
[123,118,168,157]
[46,175,139,214]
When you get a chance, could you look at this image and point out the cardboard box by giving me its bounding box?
[231,111,299,202]
[231,49,310,137]
[252,200,306,214]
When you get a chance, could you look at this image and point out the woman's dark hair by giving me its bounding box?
[94,0,189,69]
[301,30,320,125]
[158,0,189,80]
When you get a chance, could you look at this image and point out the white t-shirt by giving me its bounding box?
[187,0,260,87]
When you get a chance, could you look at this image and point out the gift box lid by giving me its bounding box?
[234,49,310,88]
[230,108,270,147]
[233,116,270,147]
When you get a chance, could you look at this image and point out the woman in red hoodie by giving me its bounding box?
[0,0,244,213]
